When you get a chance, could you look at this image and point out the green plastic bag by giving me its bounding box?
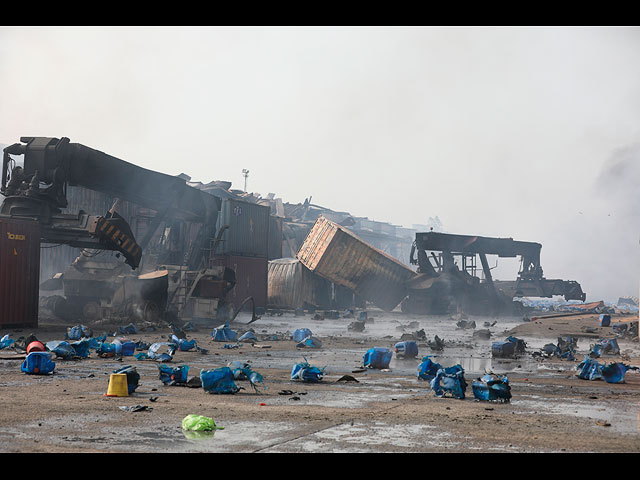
[182,414,224,432]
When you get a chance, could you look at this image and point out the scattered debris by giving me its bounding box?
[430,365,467,399]
[336,375,359,383]
[291,358,325,383]
[120,405,152,412]
[472,329,492,340]
[491,336,526,359]
[427,335,445,351]
[363,347,392,369]
[394,341,419,359]
[201,367,241,394]
[472,374,511,402]
[348,320,366,332]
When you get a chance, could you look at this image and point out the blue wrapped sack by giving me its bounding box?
[430,365,467,399]
[201,367,240,394]
[363,347,392,369]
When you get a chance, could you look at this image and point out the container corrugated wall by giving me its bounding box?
[216,198,270,258]
[268,258,314,309]
[296,216,417,311]
[210,254,268,310]
[0,217,41,328]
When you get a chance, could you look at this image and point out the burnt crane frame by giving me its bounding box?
[410,231,586,302]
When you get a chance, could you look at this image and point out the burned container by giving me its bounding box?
[296,216,417,311]
[210,254,268,311]
[0,217,41,328]
[215,198,270,258]
[267,257,331,310]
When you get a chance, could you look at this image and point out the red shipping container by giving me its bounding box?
[210,254,267,311]
[0,217,41,328]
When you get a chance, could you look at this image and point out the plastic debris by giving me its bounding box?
[576,355,638,383]
[292,328,313,343]
[170,334,197,352]
[238,331,258,343]
[120,405,152,412]
[537,337,577,361]
[200,367,240,394]
[492,336,526,358]
[291,358,325,383]
[211,323,238,342]
[65,325,92,340]
[147,342,176,362]
[158,364,189,385]
[589,338,620,358]
[472,373,511,402]
[113,365,140,393]
[21,351,56,375]
[112,338,136,356]
[427,335,445,351]
[296,335,322,348]
[599,314,611,327]
[117,323,138,335]
[430,364,467,399]
[46,341,77,359]
[456,319,476,329]
[229,361,265,391]
[182,414,223,432]
[0,334,15,350]
[395,341,419,359]
[363,347,392,369]
[417,356,442,382]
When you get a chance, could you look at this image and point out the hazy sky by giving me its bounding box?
[1,26,639,302]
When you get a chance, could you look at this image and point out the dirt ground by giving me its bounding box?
[0,309,639,453]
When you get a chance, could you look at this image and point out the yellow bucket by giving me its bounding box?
[104,373,129,397]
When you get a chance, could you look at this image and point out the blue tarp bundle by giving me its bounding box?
[148,342,176,362]
[292,328,313,343]
[46,341,76,359]
[21,352,56,375]
[211,324,238,342]
[291,358,325,383]
[430,365,467,399]
[363,347,392,369]
[576,355,603,380]
[158,364,190,385]
[417,356,442,382]
[201,367,240,394]
[472,374,511,402]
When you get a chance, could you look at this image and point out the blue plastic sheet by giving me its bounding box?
[363,347,392,369]
[590,338,620,358]
[69,339,91,358]
[291,358,324,383]
[201,367,240,394]
[21,352,55,375]
[147,342,176,362]
[472,374,511,402]
[158,364,190,385]
[0,334,15,349]
[417,356,442,382]
[430,365,467,399]
[211,324,238,342]
[576,356,603,380]
[292,328,313,343]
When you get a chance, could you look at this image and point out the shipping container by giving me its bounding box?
[296,216,417,311]
[210,254,268,311]
[268,215,283,260]
[267,258,331,310]
[0,217,41,328]
[215,198,270,258]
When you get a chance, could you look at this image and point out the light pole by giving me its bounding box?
[242,169,249,193]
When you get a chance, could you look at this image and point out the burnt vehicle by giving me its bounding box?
[404,231,586,315]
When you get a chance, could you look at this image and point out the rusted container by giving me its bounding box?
[267,257,331,310]
[0,217,41,328]
[297,216,417,311]
[210,254,268,310]
[216,198,270,258]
